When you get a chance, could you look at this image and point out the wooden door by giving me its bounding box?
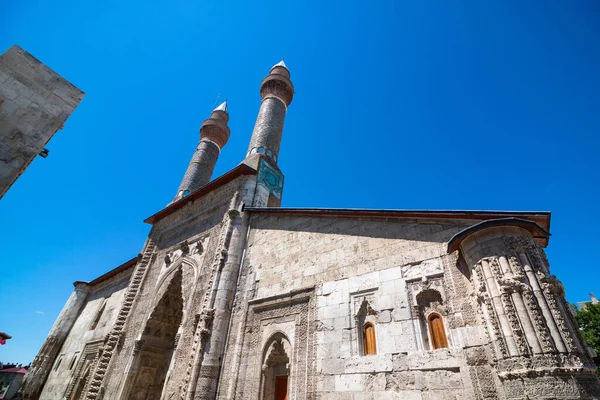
[363,323,377,355]
[428,313,448,349]
[274,375,288,400]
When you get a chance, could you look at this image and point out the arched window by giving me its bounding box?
[362,322,377,355]
[54,355,63,371]
[89,299,106,330]
[427,313,448,349]
[68,353,79,370]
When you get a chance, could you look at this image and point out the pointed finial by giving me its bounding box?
[214,100,228,114]
[271,59,288,71]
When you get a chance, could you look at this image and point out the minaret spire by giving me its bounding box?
[244,60,294,168]
[174,101,230,200]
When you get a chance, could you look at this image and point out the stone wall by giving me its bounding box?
[38,267,132,400]
[459,226,600,399]
[98,175,255,400]
[220,213,498,400]
[0,45,84,198]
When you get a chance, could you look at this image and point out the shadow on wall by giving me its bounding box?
[249,213,478,243]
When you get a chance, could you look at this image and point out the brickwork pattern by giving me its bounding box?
[177,140,220,196]
[247,97,287,159]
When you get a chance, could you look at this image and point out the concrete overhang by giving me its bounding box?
[447,217,551,253]
[244,207,549,231]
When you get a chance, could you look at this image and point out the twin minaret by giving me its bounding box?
[174,60,294,200]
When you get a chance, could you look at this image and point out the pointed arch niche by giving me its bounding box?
[260,333,292,400]
[127,269,184,400]
[416,289,449,350]
[356,299,377,356]
[70,364,92,400]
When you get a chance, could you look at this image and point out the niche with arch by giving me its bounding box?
[355,299,378,356]
[127,269,184,400]
[416,289,449,350]
[260,333,292,400]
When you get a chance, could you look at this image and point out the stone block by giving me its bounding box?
[422,370,463,390]
[318,330,343,345]
[377,310,392,323]
[334,374,366,391]
[318,358,345,375]
[316,375,336,391]
[407,349,461,370]
[449,326,486,349]
[348,271,379,292]
[380,391,422,400]
[344,354,393,374]
[320,304,341,319]
[392,306,411,321]
[393,353,409,371]
[379,266,402,282]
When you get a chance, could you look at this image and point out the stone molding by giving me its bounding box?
[237,287,315,399]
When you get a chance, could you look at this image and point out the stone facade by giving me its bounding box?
[0,45,84,198]
[22,258,136,400]
[0,367,27,399]
[23,62,600,400]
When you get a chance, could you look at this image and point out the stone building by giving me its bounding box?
[0,45,84,199]
[0,365,28,399]
[23,61,600,400]
[577,294,599,311]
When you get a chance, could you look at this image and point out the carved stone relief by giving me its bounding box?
[64,339,105,400]
[238,288,315,400]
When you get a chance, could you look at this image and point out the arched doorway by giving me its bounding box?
[260,333,292,400]
[70,364,91,400]
[129,269,184,400]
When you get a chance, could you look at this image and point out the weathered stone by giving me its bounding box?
[0,45,84,199]
[23,60,600,400]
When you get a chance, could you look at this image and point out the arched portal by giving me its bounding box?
[129,269,184,400]
[70,364,91,400]
[260,333,292,400]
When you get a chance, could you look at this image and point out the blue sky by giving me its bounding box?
[1,0,599,364]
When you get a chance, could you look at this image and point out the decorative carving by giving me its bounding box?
[507,254,526,281]
[521,287,554,353]
[193,240,204,255]
[180,240,190,255]
[62,339,105,400]
[85,240,156,400]
[164,252,173,267]
[489,258,503,280]
[474,262,508,360]
[499,292,529,355]
[238,289,314,400]
[132,339,144,356]
[182,203,237,400]
[539,273,578,353]
[407,274,448,314]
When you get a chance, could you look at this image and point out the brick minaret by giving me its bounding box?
[244,61,294,168]
[175,101,230,200]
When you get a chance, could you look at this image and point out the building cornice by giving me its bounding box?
[145,164,257,225]
[243,207,551,247]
